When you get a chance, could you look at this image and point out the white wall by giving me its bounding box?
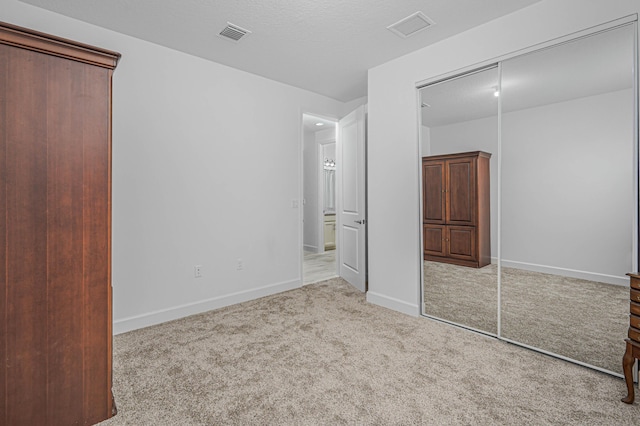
[303,128,318,252]
[3,0,346,333]
[420,125,431,157]
[501,89,633,283]
[343,96,368,117]
[367,0,640,316]
[427,90,633,284]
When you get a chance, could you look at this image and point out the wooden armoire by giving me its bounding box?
[0,22,120,425]
[422,151,491,268]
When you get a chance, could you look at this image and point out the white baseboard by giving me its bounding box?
[366,291,420,317]
[303,244,318,252]
[500,259,627,286]
[113,278,302,335]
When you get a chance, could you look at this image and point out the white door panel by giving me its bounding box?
[342,124,358,213]
[342,226,359,271]
[337,105,367,291]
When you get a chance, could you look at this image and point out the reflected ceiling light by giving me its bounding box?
[316,122,324,126]
[494,89,500,97]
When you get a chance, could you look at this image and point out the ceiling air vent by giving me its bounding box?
[387,11,435,38]
[219,22,251,42]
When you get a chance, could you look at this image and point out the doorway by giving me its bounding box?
[302,113,338,284]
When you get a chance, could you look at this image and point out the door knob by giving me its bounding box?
[354,219,366,225]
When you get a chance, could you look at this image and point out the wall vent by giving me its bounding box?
[387,11,435,38]
[219,22,251,42]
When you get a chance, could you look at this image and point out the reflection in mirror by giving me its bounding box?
[500,24,635,374]
[420,67,499,334]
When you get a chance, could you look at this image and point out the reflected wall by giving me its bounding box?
[500,24,635,374]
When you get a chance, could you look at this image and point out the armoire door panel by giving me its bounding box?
[82,64,113,424]
[5,45,49,426]
[0,41,7,426]
[423,160,445,223]
[424,225,446,257]
[0,40,9,423]
[447,159,475,225]
[448,226,476,261]
[46,55,86,424]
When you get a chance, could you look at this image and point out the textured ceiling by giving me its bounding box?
[20,0,541,102]
[421,24,635,127]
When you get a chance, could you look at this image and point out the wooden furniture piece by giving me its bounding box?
[622,272,640,404]
[422,151,491,268]
[0,22,120,425]
[324,214,336,250]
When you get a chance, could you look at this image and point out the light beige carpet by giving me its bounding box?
[423,261,627,374]
[100,278,640,425]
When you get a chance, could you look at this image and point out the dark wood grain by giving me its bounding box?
[82,64,113,424]
[630,315,640,330]
[622,274,640,404]
[422,152,491,268]
[5,45,49,426]
[0,20,120,69]
[423,161,445,224]
[0,22,119,425]
[423,225,445,257]
[45,55,86,425]
[0,42,7,426]
[446,159,474,225]
[622,340,637,403]
[477,155,491,267]
[630,273,640,288]
[448,226,476,261]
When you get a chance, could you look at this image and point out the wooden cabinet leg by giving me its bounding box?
[622,342,635,404]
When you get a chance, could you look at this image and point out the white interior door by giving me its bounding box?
[337,105,367,291]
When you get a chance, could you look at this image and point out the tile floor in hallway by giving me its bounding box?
[303,249,337,284]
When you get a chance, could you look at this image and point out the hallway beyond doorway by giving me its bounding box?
[303,250,337,284]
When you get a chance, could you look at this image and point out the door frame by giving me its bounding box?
[299,111,339,282]
[416,15,639,378]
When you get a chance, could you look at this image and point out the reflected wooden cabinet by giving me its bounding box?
[0,22,120,425]
[622,273,640,404]
[422,151,490,268]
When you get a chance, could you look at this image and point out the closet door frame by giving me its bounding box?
[416,14,639,378]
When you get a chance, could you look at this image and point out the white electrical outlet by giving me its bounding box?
[194,265,203,278]
[291,199,299,209]
[236,258,244,271]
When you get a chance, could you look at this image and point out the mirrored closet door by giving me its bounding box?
[420,66,499,335]
[500,23,636,375]
[421,21,637,375]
